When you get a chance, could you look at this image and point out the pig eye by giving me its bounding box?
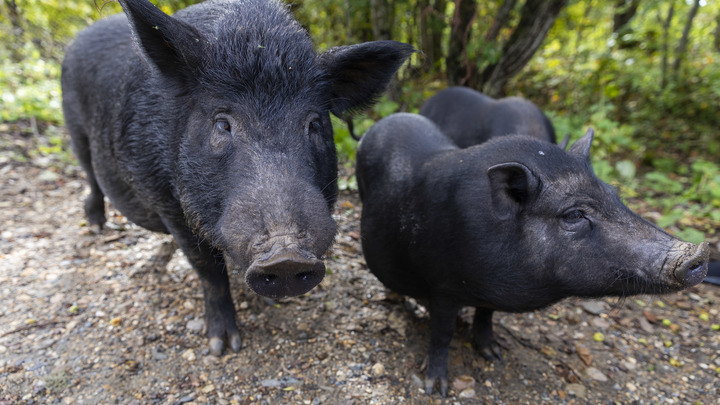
[305,113,323,138]
[215,119,231,133]
[563,209,586,223]
[210,117,232,152]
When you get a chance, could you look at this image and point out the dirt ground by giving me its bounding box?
[1,124,719,405]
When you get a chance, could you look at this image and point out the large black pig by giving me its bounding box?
[356,113,709,396]
[419,86,557,147]
[61,0,414,355]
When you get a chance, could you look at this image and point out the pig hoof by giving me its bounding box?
[479,343,503,362]
[83,198,106,228]
[208,331,242,356]
[229,333,242,353]
[209,337,224,357]
[424,369,448,396]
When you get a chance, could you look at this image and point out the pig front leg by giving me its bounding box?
[198,259,242,356]
[168,225,242,356]
[472,308,502,360]
[425,299,460,397]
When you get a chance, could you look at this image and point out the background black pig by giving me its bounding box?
[356,113,709,396]
[61,0,414,355]
[419,86,557,147]
[705,261,720,285]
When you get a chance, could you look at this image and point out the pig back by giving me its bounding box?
[61,14,136,131]
[357,113,455,201]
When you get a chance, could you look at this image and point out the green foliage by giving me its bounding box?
[1,57,62,122]
[2,0,718,238]
[332,97,400,163]
[0,0,201,124]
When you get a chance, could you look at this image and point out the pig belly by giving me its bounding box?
[92,161,169,234]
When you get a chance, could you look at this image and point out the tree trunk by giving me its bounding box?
[4,0,25,61]
[613,0,640,34]
[672,0,701,78]
[660,4,674,90]
[485,0,517,42]
[480,0,568,97]
[420,0,447,72]
[371,0,395,41]
[431,0,447,67]
[446,0,478,86]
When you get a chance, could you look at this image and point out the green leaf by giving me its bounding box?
[673,228,705,244]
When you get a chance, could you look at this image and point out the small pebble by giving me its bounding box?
[458,388,475,399]
[566,383,586,398]
[182,349,196,362]
[371,362,385,376]
[152,350,168,361]
[585,367,608,382]
[591,318,610,329]
[620,359,637,371]
[581,301,606,315]
[451,375,475,391]
[186,318,205,333]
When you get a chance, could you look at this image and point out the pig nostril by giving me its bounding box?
[296,271,313,282]
[264,274,278,283]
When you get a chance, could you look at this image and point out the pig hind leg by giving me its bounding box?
[472,308,503,360]
[425,299,460,396]
[69,129,106,229]
[168,224,241,356]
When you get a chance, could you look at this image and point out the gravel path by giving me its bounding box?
[1,125,719,404]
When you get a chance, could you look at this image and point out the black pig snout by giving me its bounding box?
[246,245,325,298]
[671,241,709,287]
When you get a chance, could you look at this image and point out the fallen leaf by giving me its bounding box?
[574,343,593,366]
[452,375,475,391]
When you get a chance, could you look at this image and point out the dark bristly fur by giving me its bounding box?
[356,113,708,396]
[419,86,557,147]
[62,0,414,356]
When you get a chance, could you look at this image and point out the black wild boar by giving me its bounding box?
[704,261,720,285]
[356,113,709,396]
[419,86,557,147]
[61,0,414,355]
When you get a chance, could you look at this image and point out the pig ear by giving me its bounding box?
[557,133,571,150]
[487,162,540,220]
[567,128,595,159]
[318,40,416,118]
[119,0,205,78]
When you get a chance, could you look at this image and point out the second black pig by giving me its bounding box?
[419,86,557,147]
[356,113,709,396]
[62,0,414,355]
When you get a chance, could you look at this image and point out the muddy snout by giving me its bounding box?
[671,241,709,287]
[246,246,326,298]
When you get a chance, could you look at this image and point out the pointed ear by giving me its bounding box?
[317,40,416,118]
[557,133,571,150]
[567,128,595,159]
[119,0,205,78]
[487,162,540,220]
